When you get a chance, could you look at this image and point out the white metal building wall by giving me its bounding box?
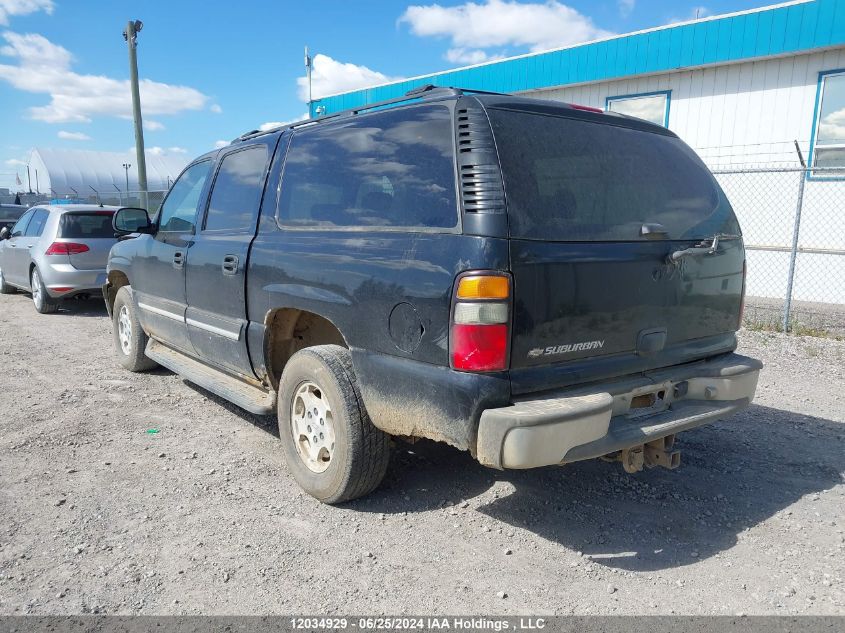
[526,49,845,306]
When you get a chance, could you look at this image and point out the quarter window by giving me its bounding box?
[204,145,269,232]
[24,209,49,237]
[812,71,845,175]
[606,92,670,127]
[157,161,212,233]
[278,104,458,229]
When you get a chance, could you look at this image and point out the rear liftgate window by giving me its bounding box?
[488,109,739,241]
[278,104,458,229]
[60,212,115,238]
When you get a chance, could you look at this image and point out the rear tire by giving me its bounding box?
[0,266,15,294]
[112,286,158,372]
[278,345,390,504]
[31,267,58,314]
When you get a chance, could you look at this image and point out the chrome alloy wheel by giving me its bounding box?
[118,304,133,355]
[290,381,336,473]
[31,269,43,308]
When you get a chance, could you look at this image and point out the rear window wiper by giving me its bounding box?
[668,233,741,264]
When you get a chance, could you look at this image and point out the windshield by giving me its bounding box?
[1,207,25,221]
[488,109,739,241]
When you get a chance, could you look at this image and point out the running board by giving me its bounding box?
[145,339,276,415]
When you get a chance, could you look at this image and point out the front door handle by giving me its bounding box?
[173,251,184,269]
[222,254,239,276]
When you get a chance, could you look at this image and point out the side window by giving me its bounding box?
[157,161,212,233]
[10,209,34,237]
[278,104,457,229]
[204,145,269,232]
[24,210,50,237]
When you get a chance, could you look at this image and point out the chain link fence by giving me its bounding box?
[712,165,845,337]
[68,189,168,213]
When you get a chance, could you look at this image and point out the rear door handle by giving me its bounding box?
[173,251,184,269]
[222,254,239,276]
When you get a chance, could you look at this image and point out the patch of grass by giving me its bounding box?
[743,318,844,341]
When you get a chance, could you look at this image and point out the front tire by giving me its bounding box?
[278,345,390,504]
[0,265,15,294]
[30,267,57,314]
[112,286,158,372]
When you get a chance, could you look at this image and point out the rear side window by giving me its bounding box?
[60,212,115,238]
[278,104,457,230]
[488,109,739,241]
[204,145,269,232]
[24,209,49,237]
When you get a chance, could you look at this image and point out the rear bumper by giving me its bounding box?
[476,353,762,470]
[42,262,107,298]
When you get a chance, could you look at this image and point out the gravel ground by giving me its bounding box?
[0,292,843,616]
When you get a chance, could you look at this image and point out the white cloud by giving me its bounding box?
[399,0,613,54]
[0,0,53,26]
[4,157,25,166]
[258,113,309,131]
[297,54,399,101]
[145,146,188,156]
[57,130,90,141]
[0,31,212,123]
[618,0,635,18]
[144,120,164,131]
[445,48,494,65]
[210,104,222,114]
[214,140,229,149]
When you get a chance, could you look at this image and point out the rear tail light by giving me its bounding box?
[45,242,89,255]
[450,272,511,372]
[738,259,747,328]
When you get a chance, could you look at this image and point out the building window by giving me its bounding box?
[811,70,845,176]
[606,91,670,127]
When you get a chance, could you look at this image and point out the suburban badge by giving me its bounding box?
[528,340,606,358]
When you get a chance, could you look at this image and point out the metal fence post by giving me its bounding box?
[782,169,806,332]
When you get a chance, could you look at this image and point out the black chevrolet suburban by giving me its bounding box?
[104,86,761,503]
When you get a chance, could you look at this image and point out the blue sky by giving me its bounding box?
[1,0,776,191]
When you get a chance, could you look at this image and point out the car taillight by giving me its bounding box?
[739,259,747,328]
[45,242,89,255]
[450,272,511,372]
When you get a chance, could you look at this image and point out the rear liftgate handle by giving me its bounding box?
[222,254,239,276]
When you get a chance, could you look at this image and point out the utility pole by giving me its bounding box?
[124,19,148,210]
[305,45,312,118]
[122,163,131,203]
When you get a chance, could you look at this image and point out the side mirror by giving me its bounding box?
[113,207,153,236]
[0,226,9,240]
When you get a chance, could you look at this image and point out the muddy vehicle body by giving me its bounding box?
[104,86,761,503]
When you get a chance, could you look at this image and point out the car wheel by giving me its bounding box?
[0,265,16,294]
[278,345,390,504]
[112,286,158,372]
[30,267,58,314]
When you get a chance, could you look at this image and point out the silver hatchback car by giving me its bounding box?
[0,205,118,313]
